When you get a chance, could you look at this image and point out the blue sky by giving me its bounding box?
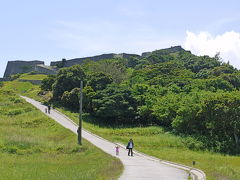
[1,0,240,77]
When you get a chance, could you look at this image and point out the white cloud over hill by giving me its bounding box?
[184,31,240,69]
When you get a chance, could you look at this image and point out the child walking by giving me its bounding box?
[115,145,119,156]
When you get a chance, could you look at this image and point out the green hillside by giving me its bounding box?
[19,73,48,80]
[0,86,122,179]
[41,46,240,154]
[2,46,240,179]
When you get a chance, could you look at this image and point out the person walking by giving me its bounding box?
[126,139,134,156]
[47,105,51,114]
[115,145,120,156]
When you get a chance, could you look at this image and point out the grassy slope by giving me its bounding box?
[60,109,240,180]
[5,74,240,180]
[3,80,46,102]
[19,74,48,80]
[0,84,123,179]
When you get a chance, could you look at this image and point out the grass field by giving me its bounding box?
[19,74,48,80]
[3,80,45,102]
[59,109,240,180]
[0,89,123,180]
[3,74,240,180]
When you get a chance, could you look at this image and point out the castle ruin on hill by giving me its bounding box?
[3,60,57,77]
[3,53,141,78]
[3,46,184,78]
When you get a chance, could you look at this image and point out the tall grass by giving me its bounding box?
[59,109,240,180]
[0,90,123,180]
[3,80,43,102]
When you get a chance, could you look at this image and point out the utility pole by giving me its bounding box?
[78,81,83,145]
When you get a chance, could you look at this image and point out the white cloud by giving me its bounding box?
[184,31,240,69]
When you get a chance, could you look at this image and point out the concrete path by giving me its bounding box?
[21,96,191,180]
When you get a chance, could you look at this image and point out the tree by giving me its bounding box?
[221,72,240,89]
[87,72,113,91]
[214,52,222,61]
[127,57,139,68]
[41,75,56,91]
[83,86,96,112]
[206,78,233,91]
[211,64,236,76]
[52,65,86,100]
[83,59,128,83]
[171,91,240,154]
[91,85,138,124]
[61,88,80,110]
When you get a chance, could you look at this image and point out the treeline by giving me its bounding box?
[41,48,240,154]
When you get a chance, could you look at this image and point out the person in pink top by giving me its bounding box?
[115,145,119,155]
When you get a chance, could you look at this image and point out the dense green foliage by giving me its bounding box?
[41,46,240,154]
[88,72,113,91]
[40,75,56,91]
[52,65,85,100]
[91,84,138,124]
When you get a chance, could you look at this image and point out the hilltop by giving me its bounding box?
[3,46,184,78]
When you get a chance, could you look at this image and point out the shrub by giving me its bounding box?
[41,75,56,91]
[6,109,25,116]
[182,136,205,151]
[52,65,85,100]
[10,74,21,81]
[9,96,23,104]
[61,88,80,110]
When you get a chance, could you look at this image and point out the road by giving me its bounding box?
[21,96,192,180]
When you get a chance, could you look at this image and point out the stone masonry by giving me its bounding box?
[4,60,44,77]
[3,46,183,77]
[50,53,140,67]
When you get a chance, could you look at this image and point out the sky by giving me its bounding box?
[0,0,240,77]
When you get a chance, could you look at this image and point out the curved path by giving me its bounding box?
[21,96,205,180]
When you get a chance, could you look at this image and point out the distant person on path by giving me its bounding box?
[47,105,51,114]
[126,139,134,156]
[115,145,119,156]
[45,108,47,113]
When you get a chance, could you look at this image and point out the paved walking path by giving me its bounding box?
[21,96,198,180]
